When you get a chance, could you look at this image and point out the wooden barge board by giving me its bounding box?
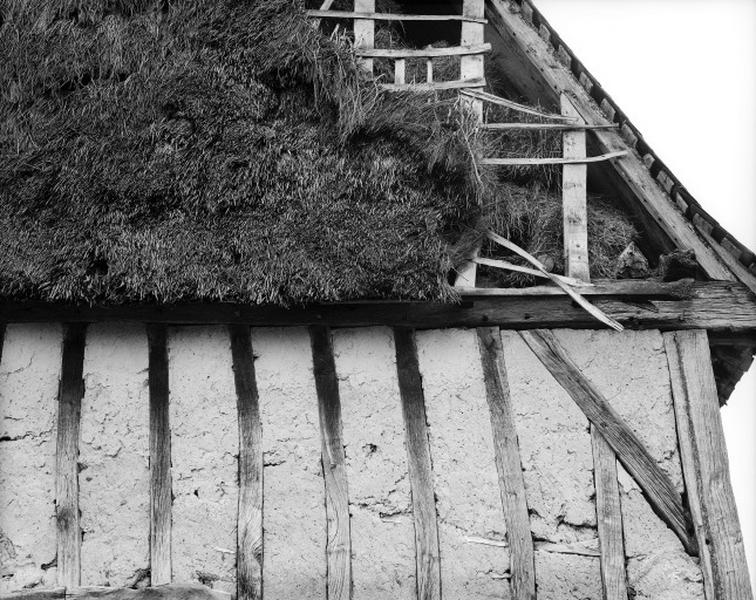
[2,282,754,336]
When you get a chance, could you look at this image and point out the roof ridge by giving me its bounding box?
[515,0,756,281]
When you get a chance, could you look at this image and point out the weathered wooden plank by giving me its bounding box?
[146,324,172,585]
[461,88,574,121]
[306,9,487,24]
[229,325,263,600]
[55,323,87,589]
[664,331,753,599]
[0,585,230,600]
[380,77,486,92]
[394,58,405,85]
[0,589,66,600]
[2,282,754,333]
[482,122,618,131]
[520,329,697,555]
[481,151,627,166]
[476,327,535,600]
[393,328,441,600]
[309,326,351,600]
[461,0,485,120]
[485,0,734,282]
[561,94,590,281]
[353,0,374,73]
[357,43,490,58]
[591,432,628,599]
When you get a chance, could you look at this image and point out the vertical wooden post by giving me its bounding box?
[230,325,264,600]
[310,326,352,600]
[147,324,172,586]
[393,328,441,600]
[562,93,628,599]
[665,330,753,600]
[394,59,406,85]
[476,327,535,600]
[461,0,485,120]
[354,0,375,74]
[561,94,590,281]
[55,323,86,589]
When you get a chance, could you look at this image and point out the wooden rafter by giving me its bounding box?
[306,9,487,24]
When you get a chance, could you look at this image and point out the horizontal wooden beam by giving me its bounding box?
[457,279,695,298]
[481,122,619,131]
[0,585,230,600]
[356,43,491,58]
[306,9,487,24]
[480,151,627,166]
[1,282,754,333]
[380,78,486,92]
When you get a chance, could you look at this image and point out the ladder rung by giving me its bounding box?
[380,78,486,92]
[306,10,487,24]
[356,43,491,59]
[481,123,619,131]
[480,151,628,166]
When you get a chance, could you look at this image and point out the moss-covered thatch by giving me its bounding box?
[0,0,636,305]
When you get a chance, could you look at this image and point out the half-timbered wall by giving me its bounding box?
[0,324,748,599]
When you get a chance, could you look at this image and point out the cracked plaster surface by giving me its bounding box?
[416,328,511,599]
[333,327,415,600]
[0,324,62,592]
[168,326,237,592]
[79,323,150,586]
[253,327,325,599]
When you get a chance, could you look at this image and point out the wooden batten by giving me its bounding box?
[476,327,535,600]
[147,324,172,585]
[310,326,352,600]
[393,328,441,600]
[229,325,263,600]
[591,433,628,599]
[520,329,697,555]
[664,331,753,599]
[55,323,87,589]
[353,0,375,73]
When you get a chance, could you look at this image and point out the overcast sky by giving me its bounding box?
[534,0,756,586]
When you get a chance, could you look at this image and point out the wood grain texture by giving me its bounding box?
[147,324,172,585]
[353,0,375,73]
[229,325,263,600]
[1,585,229,600]
[306,9,487,23]
[461,0,484,119]
[310,326,351,600]
[476,327,535,600]
[393,328,441,600]
[665,331,753,599]
[485,0,734,282]
[55,323,87,588]
[357,43,490,58]
[561,94,590,282]
[2,282,754,334]
[520,329,697,555]
[0,589,66,600]
[591,432,628,599]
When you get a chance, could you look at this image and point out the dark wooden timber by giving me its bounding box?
[55,323,86,589]
[1,282,754,334]
[0,589,66,600]
[520,329,698,555]
[591,432,628,599]
[310,326,352,600]
[229,325,263,600]
[0,585,230,600]
[665,331,753,599]
[476,327,535,600]
[147,324,172,585]
[393,328,441,600]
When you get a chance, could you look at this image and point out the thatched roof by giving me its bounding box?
[0,0,634,306]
